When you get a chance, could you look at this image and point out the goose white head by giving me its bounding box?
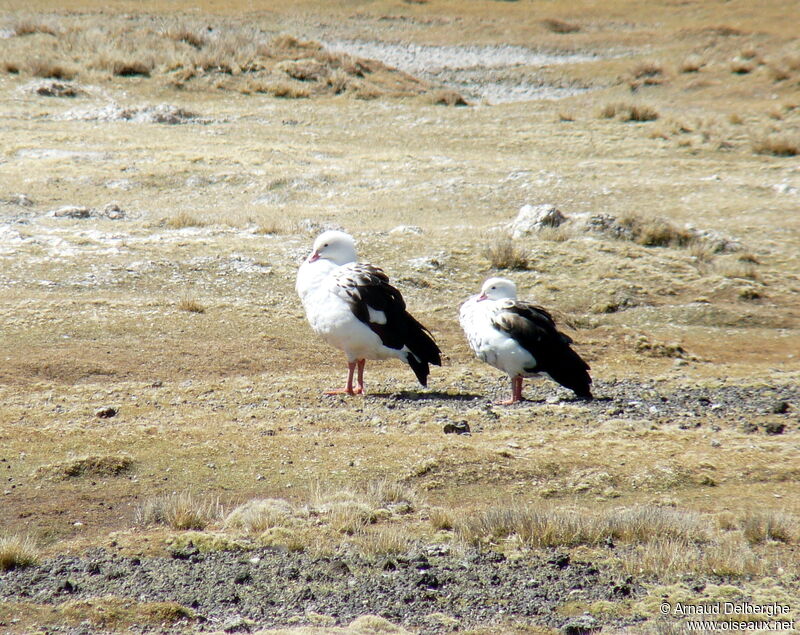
[307,230,357,266]
[477,277,517,302]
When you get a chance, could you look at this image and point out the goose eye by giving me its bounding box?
[323,243,329,248]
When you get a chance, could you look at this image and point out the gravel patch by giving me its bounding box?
[0,546,641,633]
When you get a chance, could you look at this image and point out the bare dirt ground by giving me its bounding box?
[1,0,799,633]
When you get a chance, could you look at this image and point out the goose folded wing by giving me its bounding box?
[333,264,409,349]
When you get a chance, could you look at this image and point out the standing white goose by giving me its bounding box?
[460,277,592,404]
[296,230,441,395]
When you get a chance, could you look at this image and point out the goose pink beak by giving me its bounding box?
[477,293,488,302]
[308,251,321,263]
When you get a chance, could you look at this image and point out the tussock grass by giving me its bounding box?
[254,220,286,235]
[484,237,529,270]
[730,60,754,75]
[178,297,206,314]
[310,479,418,534]
[165,211,207,229]
[0,534,39,571]
[12,20,57,37]
[164,27,208,49]
[631,61,664,79]
[751,134,799,157]
[540,18,580,34]
[263,81,310,99]
[679,56,704,73]
[740,512,798,544]
[136,492,224,530]
[28,59,76,80]
[354,526,415,558]
[624,534,762,577]
[618,214,694,248]
[59,596,195,629]
[37,454,133,480]
[599,102,659,122]
[456,505,710,549]
[0,19,443,102]
[429,89,469,106]
[225,499,293,533]
[715,258,759,280]
[429,507,455,531]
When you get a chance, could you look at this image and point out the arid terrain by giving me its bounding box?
[1,0,799,633]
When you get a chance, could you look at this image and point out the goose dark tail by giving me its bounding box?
[404,313,441,386]
[547,346,593,400]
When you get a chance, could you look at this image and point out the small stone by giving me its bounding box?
[710,439,721,447]
[764,422,785,435]
[771,401,790,414]
[548,553,570,569]
[52,205,91,219]
[102,203,126,220]
[443,421,470,435]
[95,407,118,419]
[741,422,759,434]
[389,225,423,235]
[562,613,600,635]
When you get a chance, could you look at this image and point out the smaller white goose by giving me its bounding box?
[459,277,592,404]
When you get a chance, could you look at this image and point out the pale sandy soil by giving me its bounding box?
[1,0,799,632]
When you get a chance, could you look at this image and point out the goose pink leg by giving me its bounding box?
[496,375,524,405]
[326,361,357,395]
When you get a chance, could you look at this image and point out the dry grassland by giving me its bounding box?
[1,0,799,632]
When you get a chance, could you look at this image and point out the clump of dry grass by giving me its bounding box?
[624,534,762,577]
[28,59,76,80]
[178,297,206,314]
[225,499,293,533]
[310,479,418,534]
[618,214,694,247]
[136,492,224,530]
[730,60,754,75]
[2,61,21,74]
[740,512,798,544]
[599,102,659,122]
[631,61,664,79]
[164,27,208,49]
[679,56,704,73]
[36,454,134,480]
[540,18,580,34]
[353,527,415,558]
[165,211,207,229]
[262,81,310,99]
[456,505,711,549]
[59,596,195,629]
[484,237,529,270]
[429,89,469,106]
[751,134,799,157]
[429,507,455,531]
[715,258,759,280]
[12,19,58,37]
[254,221,285,235]
[0,534,39,571]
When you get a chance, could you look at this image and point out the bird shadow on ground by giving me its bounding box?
[368,390,484,402]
